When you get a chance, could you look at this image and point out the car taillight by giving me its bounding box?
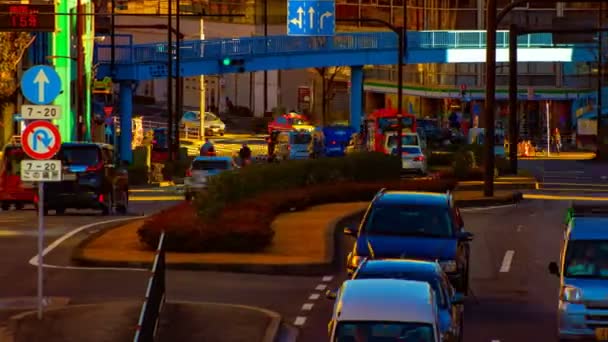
[413,156,425,161]
[186,168,192,177]
[86,161,104,172]
[34,195,39,204]
[98,194,104,203]
[331,140,336,145]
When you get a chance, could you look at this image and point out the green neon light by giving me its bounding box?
[52,0,72,141]
[222,58,231,66]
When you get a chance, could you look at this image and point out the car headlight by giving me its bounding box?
[561,285,583,303]
[439,260,457,273]
[349,255,364,269]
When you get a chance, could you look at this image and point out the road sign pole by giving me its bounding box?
[37,181,44,320]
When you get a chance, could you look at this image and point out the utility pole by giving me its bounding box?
[597,2,604,157]
[396,0,407,157]
[483,0,497,197]
[167,0,174,161]
[175,0,182,159]
[508,24,518,174]
[263,0,268,115]
[110,0,115,76]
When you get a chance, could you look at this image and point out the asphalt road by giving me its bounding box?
[521,159,608,194]
[0,185,576,342]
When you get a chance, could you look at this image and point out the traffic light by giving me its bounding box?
[220,58,245,73]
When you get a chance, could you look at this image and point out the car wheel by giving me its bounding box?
[15,203,24,210]
[101,192,112,215]
[461,267,470,295]
[458,317,464,342]
[1,202,9,211]
[55,208,65,215]
[116,190,129,215]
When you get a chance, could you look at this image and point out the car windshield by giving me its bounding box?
[4,147,26,176]
[60,146,100,166]
[564,240,608,278]
[292,133,312,144]
[292,118,308,125]
[378,117,414,131]
[205,113,217,121]
[387,135,419,148]
[192,160,230,171]
[334,321,435,342]
[354,270,447,308]
[364,204,453,237]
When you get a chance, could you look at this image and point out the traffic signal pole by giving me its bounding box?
[167,0,174,161]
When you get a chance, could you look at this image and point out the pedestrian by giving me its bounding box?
[554,128,562,154]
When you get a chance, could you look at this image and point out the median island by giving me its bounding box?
[72,151,528,273]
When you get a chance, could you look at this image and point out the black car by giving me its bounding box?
[43,142,129,215]
[344,190,473,293]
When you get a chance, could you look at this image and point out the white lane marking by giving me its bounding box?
[315,284,327,291]
[322,275,333,282]
[491,340,500,342]
[309,293,320,300]
[499,250,515,273]
[460,204,516,212]
[301,303,314,311]
[294,316,307,326]
[28,216,147,271]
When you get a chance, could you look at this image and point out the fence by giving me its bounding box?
[133,232,166,342]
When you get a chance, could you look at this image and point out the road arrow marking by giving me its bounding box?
[320,11,333,30]
[297,7,304,28]
[33,69,50,103]
[308,7,315,29]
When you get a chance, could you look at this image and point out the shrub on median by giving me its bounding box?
[137,178,457,252]
[198,152,401,218]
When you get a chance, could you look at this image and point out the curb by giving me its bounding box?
[456,182,536,191]
[71,193,523,275]
[6,301,282,342]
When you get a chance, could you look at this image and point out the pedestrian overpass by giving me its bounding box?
[94,30,597,162]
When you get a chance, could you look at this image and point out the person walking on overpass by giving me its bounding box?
[200,138,215,156]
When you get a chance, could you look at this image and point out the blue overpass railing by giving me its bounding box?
[96,30,559,65]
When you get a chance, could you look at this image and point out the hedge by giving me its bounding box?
[196,152,402,218]
[138,178,457,252]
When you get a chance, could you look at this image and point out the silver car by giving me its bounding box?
[184,156,234,200]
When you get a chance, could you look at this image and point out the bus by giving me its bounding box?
[364,108,417,153]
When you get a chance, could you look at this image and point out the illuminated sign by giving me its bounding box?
[0,4,55,32]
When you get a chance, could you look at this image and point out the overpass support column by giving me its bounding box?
[350,65,364,131]
[119,81,133,163]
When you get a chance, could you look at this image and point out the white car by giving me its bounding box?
[184,156,234,200]
[384,132,428,174]
[181,111,226,136]
[328,279,441,342]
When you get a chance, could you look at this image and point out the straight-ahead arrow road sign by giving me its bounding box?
[287,0,335,36]
[21,65,62,106]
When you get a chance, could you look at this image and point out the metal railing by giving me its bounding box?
[95,30,558,65]
[134,232,166,342]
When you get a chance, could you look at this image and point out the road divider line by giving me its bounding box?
[322,276,333,282]
[499,250,515,273]
[28,216,147,271]
[315,284,327,291]
[309,294,320,300]
[460,204,516,212]
[294,316,307,326]
[301,303,314,311]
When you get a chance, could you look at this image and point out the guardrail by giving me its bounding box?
[134,232,166,342]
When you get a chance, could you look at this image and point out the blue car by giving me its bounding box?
[322,125,355,157]
[341,259,464,342]
[344,189,474,293]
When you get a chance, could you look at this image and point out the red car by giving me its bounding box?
[0,144,35,210]
[267,113,314,134]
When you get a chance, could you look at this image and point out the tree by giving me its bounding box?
[0,32,33,101]
[315,66,346,125]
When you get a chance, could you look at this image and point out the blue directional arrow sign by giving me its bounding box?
[20,65,62,105]
[287,0,335,36]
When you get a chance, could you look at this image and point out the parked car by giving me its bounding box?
[182,111,226,136]
[328,279,442,342]
[275,130,313,160]
[0,144,35,210]
[344,189,473,293]
[549,203,608,341]
[184,156,235,200]
[385,132,428,174]
[329,258,464,342]
[43,143,129,215]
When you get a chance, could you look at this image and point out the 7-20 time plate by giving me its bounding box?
[20,160,62,182]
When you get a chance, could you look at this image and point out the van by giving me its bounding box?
[0,144,35,210]
[276,130,312,160]
[328,279,441,342]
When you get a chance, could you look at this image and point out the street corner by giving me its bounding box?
[453,189,524,208]
[70,203,368,276]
